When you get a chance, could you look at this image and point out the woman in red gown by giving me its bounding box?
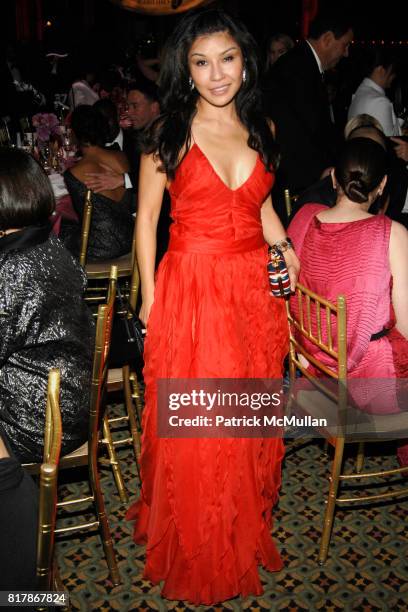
[126,9,299,605]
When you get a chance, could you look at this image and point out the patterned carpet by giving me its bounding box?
[55,403,408,612]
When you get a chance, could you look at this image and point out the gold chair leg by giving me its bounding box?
[123,366,142,482]
[129,370,143,430]
[88,435,121,586]
[356,441,365,473]
[319,437,345,565]
[102,416,129,503]
[129,371,143,431]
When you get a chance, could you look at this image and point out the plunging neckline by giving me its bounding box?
[192,142,261,193]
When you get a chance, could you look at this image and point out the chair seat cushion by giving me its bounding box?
[61,441,88,460]
[85,252,132,278]
[107,368,124,391]
[295,390,408,441]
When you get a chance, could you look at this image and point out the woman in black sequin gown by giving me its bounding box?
[0,148,94,462]
[63,105,134,261]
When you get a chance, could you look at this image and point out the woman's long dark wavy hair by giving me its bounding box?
[144,8,280,179]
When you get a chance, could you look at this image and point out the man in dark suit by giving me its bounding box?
[263,9,354,203]
[86,80,160,193]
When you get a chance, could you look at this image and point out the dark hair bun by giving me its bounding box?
[334,138,387,205]
[344,170,368,203]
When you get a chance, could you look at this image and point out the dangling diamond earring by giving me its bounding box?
[242,68,247,83]
[189,76,194,91]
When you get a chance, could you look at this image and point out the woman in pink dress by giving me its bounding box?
[288,138,408,465]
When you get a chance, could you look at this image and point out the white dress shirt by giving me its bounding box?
[68,81,99,109]
[106,128,132,189]
[108,128,124,151]
[348,78,401,137]
[306,40,323,75]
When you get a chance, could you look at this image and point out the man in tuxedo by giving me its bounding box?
[263,9,353,203]
[90,96,140,194]
[348,49,400,137]
[85,80,160,193]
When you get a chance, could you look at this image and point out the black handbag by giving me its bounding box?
[109,284,145,371]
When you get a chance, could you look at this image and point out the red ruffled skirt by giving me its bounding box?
[126,246,287,605]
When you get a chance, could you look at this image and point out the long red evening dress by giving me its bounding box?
[126,144,288,605]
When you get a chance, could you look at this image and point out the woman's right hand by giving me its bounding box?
[390,137,408,162]
[283,248,300,292]
[139,294,154,328]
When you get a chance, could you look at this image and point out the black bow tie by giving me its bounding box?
[106,142,121,151]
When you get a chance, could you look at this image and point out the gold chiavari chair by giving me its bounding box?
[56,265,120,584]
[79,190,136,286]
[36,368,62,604]
[25,266,121,585]
[78,190,142,501]
[284,188,298,221]
[104,258,143,502]
[286,283,408,564]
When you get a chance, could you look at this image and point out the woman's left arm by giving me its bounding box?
[389,220,408,338]
[261,195,300,291]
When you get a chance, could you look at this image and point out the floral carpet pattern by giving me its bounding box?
[55,406,408,612]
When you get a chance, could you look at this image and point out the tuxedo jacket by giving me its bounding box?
[122,128,142,189]
[263,42,339,194]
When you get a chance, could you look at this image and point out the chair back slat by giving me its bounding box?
[325,305,333,351]
[43,369,62,464]
[128,259,140,312]
[284,188,292,218]
[337,296,347,379]
[297,288,304,331]
[88,266,117,452]
[305,293,312,335]
[79,189,93,268]
[316,301,322,344]
[284,188,299,220]
[287,283,347,381]
[36,368,62,592]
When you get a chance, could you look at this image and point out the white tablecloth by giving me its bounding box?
[48,172,69,199]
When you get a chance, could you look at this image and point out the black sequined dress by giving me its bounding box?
[63,170,134,260]
[0,225,94,462]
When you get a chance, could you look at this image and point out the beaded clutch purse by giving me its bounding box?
[267,246,291,297]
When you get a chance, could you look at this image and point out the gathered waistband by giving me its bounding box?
[370,327,390,342]
[168,233,265,255]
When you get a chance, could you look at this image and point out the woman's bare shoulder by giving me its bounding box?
[69,158,99,181]
[98,149,130,173]
[390,219,408,245]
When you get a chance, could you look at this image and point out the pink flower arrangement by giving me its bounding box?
[32,113,61,142]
